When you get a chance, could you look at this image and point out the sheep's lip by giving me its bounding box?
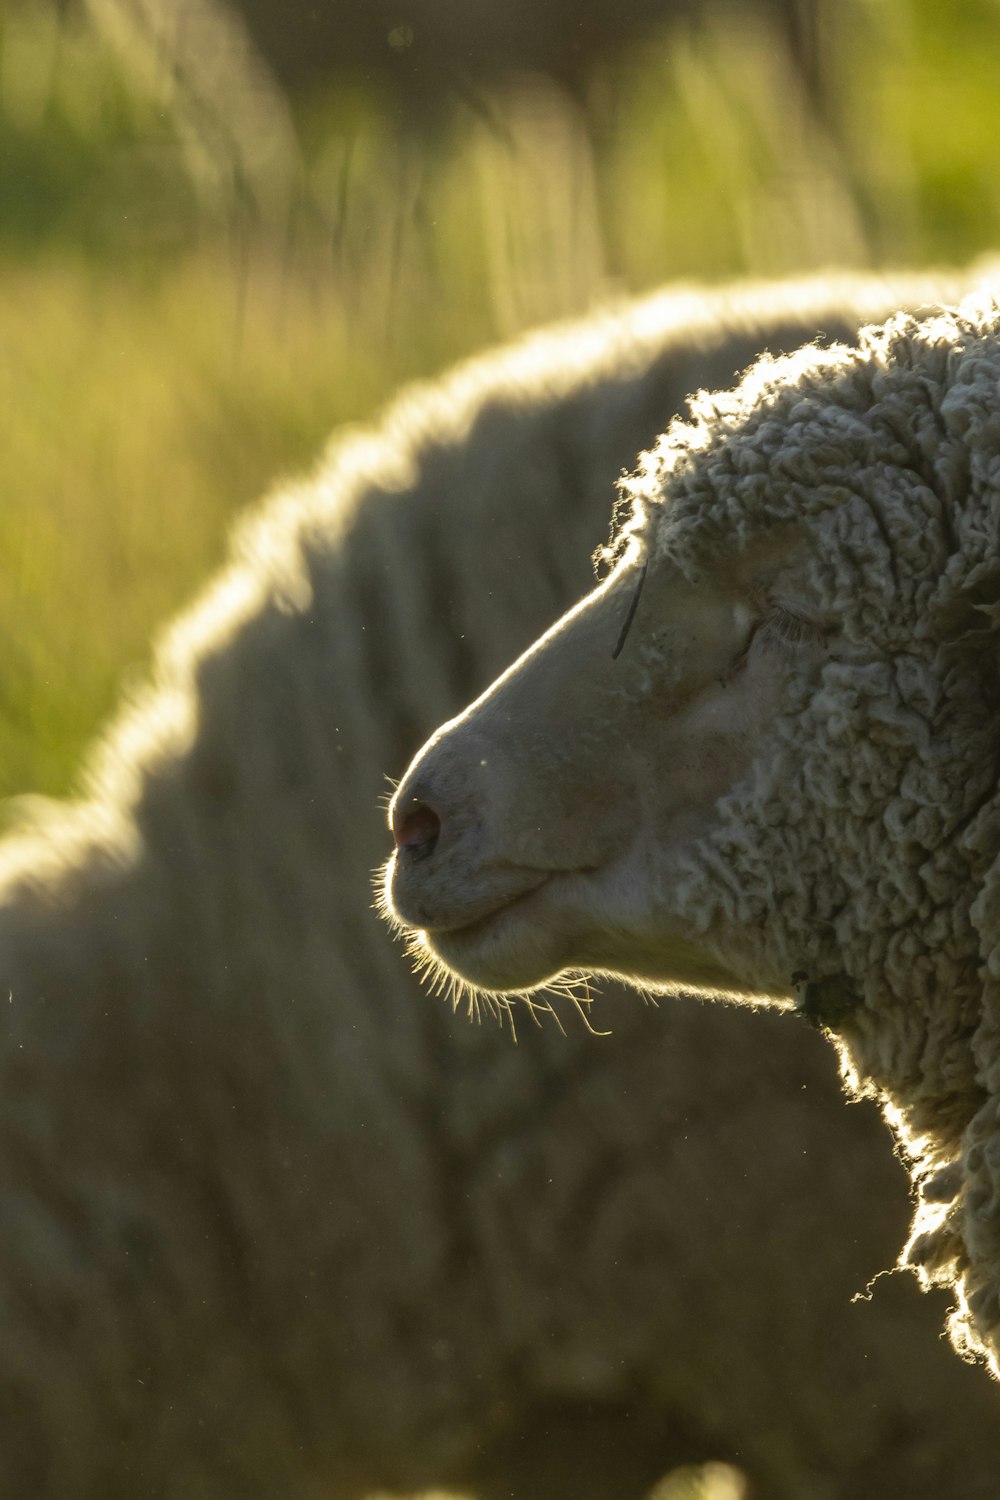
[420,872,569,992]
[424,871,553,939]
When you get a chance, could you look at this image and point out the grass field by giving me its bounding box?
[3,0,1000,801]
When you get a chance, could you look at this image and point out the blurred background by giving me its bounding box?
[0,0,996,799]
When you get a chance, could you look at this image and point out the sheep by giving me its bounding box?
[386,285,1000,1409]
[2,268,998,1500]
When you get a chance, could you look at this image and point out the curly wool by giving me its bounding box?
[622,294,1000,1371]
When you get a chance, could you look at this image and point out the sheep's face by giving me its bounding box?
[385,523,833,999]
[384,311,1000,1019]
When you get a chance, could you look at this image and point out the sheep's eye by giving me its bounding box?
[756,608,827,649]
[732,605,826,675]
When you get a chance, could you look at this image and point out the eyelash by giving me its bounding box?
[728,606,826,679]
[755,608,826,649]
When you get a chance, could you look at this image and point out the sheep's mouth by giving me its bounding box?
[390,857,609,993]
[423,872,553,940]
[415,871,586,993]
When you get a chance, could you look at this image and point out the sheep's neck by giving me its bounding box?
[830,960,985,1165]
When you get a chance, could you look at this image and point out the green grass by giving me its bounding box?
[0,253,425,796]
[3,0,1000,799]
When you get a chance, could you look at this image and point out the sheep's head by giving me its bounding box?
[383,295,1000,1367]
[386,304,1000,1029]
[386,520,831,1002]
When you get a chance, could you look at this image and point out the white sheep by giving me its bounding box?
[2,269,996,1500]
[387,285,1000,1400]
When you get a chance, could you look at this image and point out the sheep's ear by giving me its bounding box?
[967,777,1000,964]
[931,595,1000,647]
[973,597,1000,631]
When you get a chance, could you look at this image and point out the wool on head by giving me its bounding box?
[617,292,1000,1370]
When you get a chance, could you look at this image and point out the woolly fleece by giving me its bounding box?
[615,294,1000,1371]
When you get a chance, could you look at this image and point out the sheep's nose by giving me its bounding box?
[392,799,441,860]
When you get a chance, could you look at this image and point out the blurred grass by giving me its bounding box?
[1,0,1000,798]
[0,253,415,794]
[363,1467,746,1500]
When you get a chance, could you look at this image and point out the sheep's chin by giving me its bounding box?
[421,876,578,993]
[420,864,748,999]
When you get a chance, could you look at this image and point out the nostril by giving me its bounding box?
[392,799,442,860]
